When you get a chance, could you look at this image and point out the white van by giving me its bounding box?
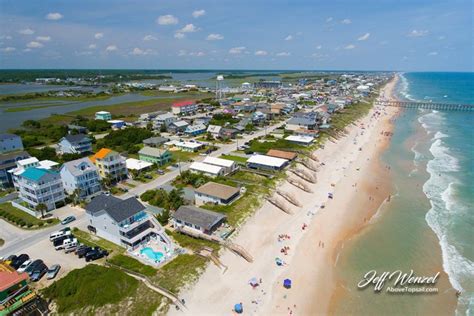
[54,238,77,250]
[64,242,78,254]
[49,230,71,241]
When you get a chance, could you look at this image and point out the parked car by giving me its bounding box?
[4,255,17,265]
[46,264,61,280]
[157,169,165,175]
[30,263,48,282]
[76,246,93,259]
[61,216,76,225]
[25,259,44,276]
[87,225,96,234]
[17,259,32,273]
[85,249,109,262]
[49,229,71,241]
[54,237,77,251]
[52,235,72,249]
[11,254,29,269]
[64,242,78,254]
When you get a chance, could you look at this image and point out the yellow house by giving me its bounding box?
[90,148,128,182]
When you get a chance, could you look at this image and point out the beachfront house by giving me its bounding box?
[57,134,92,155]
[16,167,66,212]
[189,162,225,177]
[194,182,241,206]
[266,149,297,161]
[285,113,319,131]
[171,100,197,116]
[95,111,112,121]
[172,205,227,235]
[60,157,102,201]
[90,148,128,182]
[285,135,314,146]
[0,134,24,154]
[202,156,238,175]
[85,195,165,247]
[138,147,172,165]
[246,154,289,171]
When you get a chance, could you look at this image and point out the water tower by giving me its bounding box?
[216,75,225,100]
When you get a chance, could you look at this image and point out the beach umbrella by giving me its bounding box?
[249,277,259,287]
[275,258,283,266]
[283,279,292,289]
[234,303,243,314]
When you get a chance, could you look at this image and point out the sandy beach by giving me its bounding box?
[169,77,400,316]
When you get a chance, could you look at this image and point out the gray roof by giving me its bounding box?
[61,157,98,176]
[287,116,316,126]
[86,194,146,223]
[143,136,169,145]
[64,134,90,144]
[173,205,226,231]
[139,146,168,157]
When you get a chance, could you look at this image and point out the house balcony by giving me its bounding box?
[119,213,150,232]
[120,220,155,243]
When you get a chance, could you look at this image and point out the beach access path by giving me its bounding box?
[168,78,399,316]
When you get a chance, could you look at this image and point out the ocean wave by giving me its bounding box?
[398,73,417,101]
[433,131,449,140]
[423,136,473,311]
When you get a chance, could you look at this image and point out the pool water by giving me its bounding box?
[140,247,164,261]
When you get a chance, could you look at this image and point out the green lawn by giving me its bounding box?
[72,228,125,255]
[108,254,157,277]
[0,202,59,229]
[167,229,220,252]
[219,154,248,164]
[170,150,198,162]
[42,265,140,314]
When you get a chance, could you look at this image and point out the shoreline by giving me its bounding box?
[169,77,401,316]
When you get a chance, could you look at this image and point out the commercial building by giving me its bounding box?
[171,100,197,116]
[90,148,128,182]
[194,182,240,206]
[138,147,172,165]
[246,154,289,171]
[60,157,102,201]
[16,167,65,211]
[57,134,92,155]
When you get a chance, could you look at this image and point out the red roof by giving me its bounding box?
[0,264,28,292]
[172,100,195,107]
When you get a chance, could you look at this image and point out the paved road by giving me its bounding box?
[0,192,18,203]
[0,210,87,257]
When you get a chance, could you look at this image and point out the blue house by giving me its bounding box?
[185,124,207,136]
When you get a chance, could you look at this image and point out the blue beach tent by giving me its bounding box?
[283,279,292,289]
[234,303,243,313]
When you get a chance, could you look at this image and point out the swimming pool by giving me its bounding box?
[140,247,164,262]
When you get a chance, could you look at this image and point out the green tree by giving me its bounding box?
[36,203,48,218]
[156,209,170,225]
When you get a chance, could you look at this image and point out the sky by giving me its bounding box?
[0,0,472,71]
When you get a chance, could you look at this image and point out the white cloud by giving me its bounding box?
[192,10,206,18]
[27,41,43,48]
[23,48,31,52]
[357,33,370,41]
[344,44,355,50]
[178,24,198,33]
[1,47,15,53]
[276,52,291,57]
[408,30,428,37]
[178,50,187,56]
[285,35,293,41]
[255,50,268,56]
[19,28,35,35]
[0,35,12,40]
[341,19,352,24]
[105,45,117,52]
[189,51,205,57]
[131,48,153,56]
[428,51,438,56]
[94,32,104,39]
[157,15,178,25]
[174,33,185,39]
[229,46,245,54]
[143,34,157,41]
[206,33,224,40]
[36,36,51,42]
[316,45,322,50]
[75,51,93,56]
[88,44,96,49]
[326,17,333,22]
[46,12,63,20]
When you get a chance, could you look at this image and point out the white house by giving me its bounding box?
[60,157,102,201]
[194,182,241,206]
[285,135,314,145]
[57,134,92,154]
[189,162,224,177]
[207,125,222,139]
[202,156,238,175]
[246,154,289,171]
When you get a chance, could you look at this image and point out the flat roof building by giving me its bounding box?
[194,182,240,206]
[247,154,289,171]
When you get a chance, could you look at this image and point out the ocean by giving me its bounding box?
[333,72,473,315]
